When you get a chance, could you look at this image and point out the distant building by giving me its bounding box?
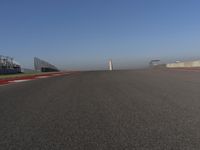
[0,55,21,74]
[34,57,59,72]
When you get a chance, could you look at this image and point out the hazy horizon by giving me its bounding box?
[1,0,200,70]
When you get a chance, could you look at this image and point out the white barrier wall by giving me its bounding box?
[166,60,200,68]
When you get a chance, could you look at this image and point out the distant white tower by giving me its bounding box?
[109,60,113,71]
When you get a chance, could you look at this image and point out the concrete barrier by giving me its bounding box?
[166,60,200,68]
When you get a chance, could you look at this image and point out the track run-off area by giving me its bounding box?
[1,69,200,149]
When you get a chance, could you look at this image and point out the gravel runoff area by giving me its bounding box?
[0,69,200,150]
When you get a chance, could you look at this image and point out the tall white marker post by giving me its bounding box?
[109,60,113,71]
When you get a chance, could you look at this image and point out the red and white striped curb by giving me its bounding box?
[9,79,33,83]
[0,72,71,86]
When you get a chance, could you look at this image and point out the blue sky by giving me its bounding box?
[1,0,200,70]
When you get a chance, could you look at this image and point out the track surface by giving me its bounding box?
[1,70,200,150]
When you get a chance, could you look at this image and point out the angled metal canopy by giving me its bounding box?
[34,57,58,72]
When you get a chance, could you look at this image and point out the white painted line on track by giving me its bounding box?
[36,76,49,79]
[9,79,32,83]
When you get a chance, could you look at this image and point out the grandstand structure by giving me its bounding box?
[34,57,59,72]
[0,55,21,74]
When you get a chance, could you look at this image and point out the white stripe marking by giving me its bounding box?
[36,76,49,79]
[9,79,32,83]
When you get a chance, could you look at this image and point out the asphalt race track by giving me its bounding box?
[1,70,200,150]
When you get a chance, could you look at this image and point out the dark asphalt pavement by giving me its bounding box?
[1,70,200,150]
